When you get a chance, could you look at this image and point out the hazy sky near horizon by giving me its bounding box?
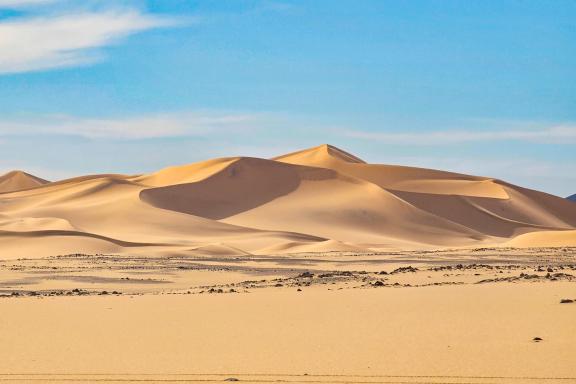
[0,0,574,196]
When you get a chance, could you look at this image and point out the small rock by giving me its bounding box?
[533,337,543,342]
[560,299,574,304]
[391,266,418,274]
[372,281,385,287]
[298,272,314,278]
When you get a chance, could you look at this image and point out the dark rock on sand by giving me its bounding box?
[298,272,314,278]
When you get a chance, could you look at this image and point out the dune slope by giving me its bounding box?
[276,144,576,239]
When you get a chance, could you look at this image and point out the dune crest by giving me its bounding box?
[0,144,574,258]
[0,170,49,193]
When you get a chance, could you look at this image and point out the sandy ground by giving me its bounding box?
[0,248,575,383]
[1,283,575,383]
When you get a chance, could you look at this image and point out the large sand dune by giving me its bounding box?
[0,144,574,258]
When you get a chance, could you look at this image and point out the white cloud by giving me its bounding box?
[0,0,57,8]
[342,124,576,145]
[0,112,265,139]
[0,8,178,74]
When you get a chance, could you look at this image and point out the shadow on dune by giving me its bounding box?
[140,157,336,220]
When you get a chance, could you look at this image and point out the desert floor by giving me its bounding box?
[1,247,575,383]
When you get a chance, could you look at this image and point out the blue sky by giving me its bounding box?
[0,0,574,196]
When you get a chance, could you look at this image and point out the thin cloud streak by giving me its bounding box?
[0,0,57,8]
[342,125,576,145]
[0,112,265,139]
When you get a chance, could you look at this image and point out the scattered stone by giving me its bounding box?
[520,273,539,279]
[274,283,283,287]
[391,266,418,274]
[224,378,239,382]
[298,272,314,278]
[560,299,574,304]
[297,288,302,292]
[100,291,108,295]
[533,337,543,342]
[372,281,385,287]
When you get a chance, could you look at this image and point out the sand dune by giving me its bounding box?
[504,229,576,247]
[0,144,574,258]
[275,144,509,198]
[256,239,367,254]
[0,170,49,193]
[276,144,576,237]
[142,156,488,246]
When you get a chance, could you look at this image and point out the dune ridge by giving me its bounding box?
[0,170,49,193]
[0,144,574,259]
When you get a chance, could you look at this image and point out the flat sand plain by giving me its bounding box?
[1,247,575,383]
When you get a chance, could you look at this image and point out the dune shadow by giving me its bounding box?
[140,158,307,220]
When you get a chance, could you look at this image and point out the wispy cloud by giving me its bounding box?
[342,124,576,145]
[0,112,266,139]
[0,5,180,74]
[0,0,57,8]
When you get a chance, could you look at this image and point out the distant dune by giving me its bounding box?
[0,170,49,193]
[0,144,574,258]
